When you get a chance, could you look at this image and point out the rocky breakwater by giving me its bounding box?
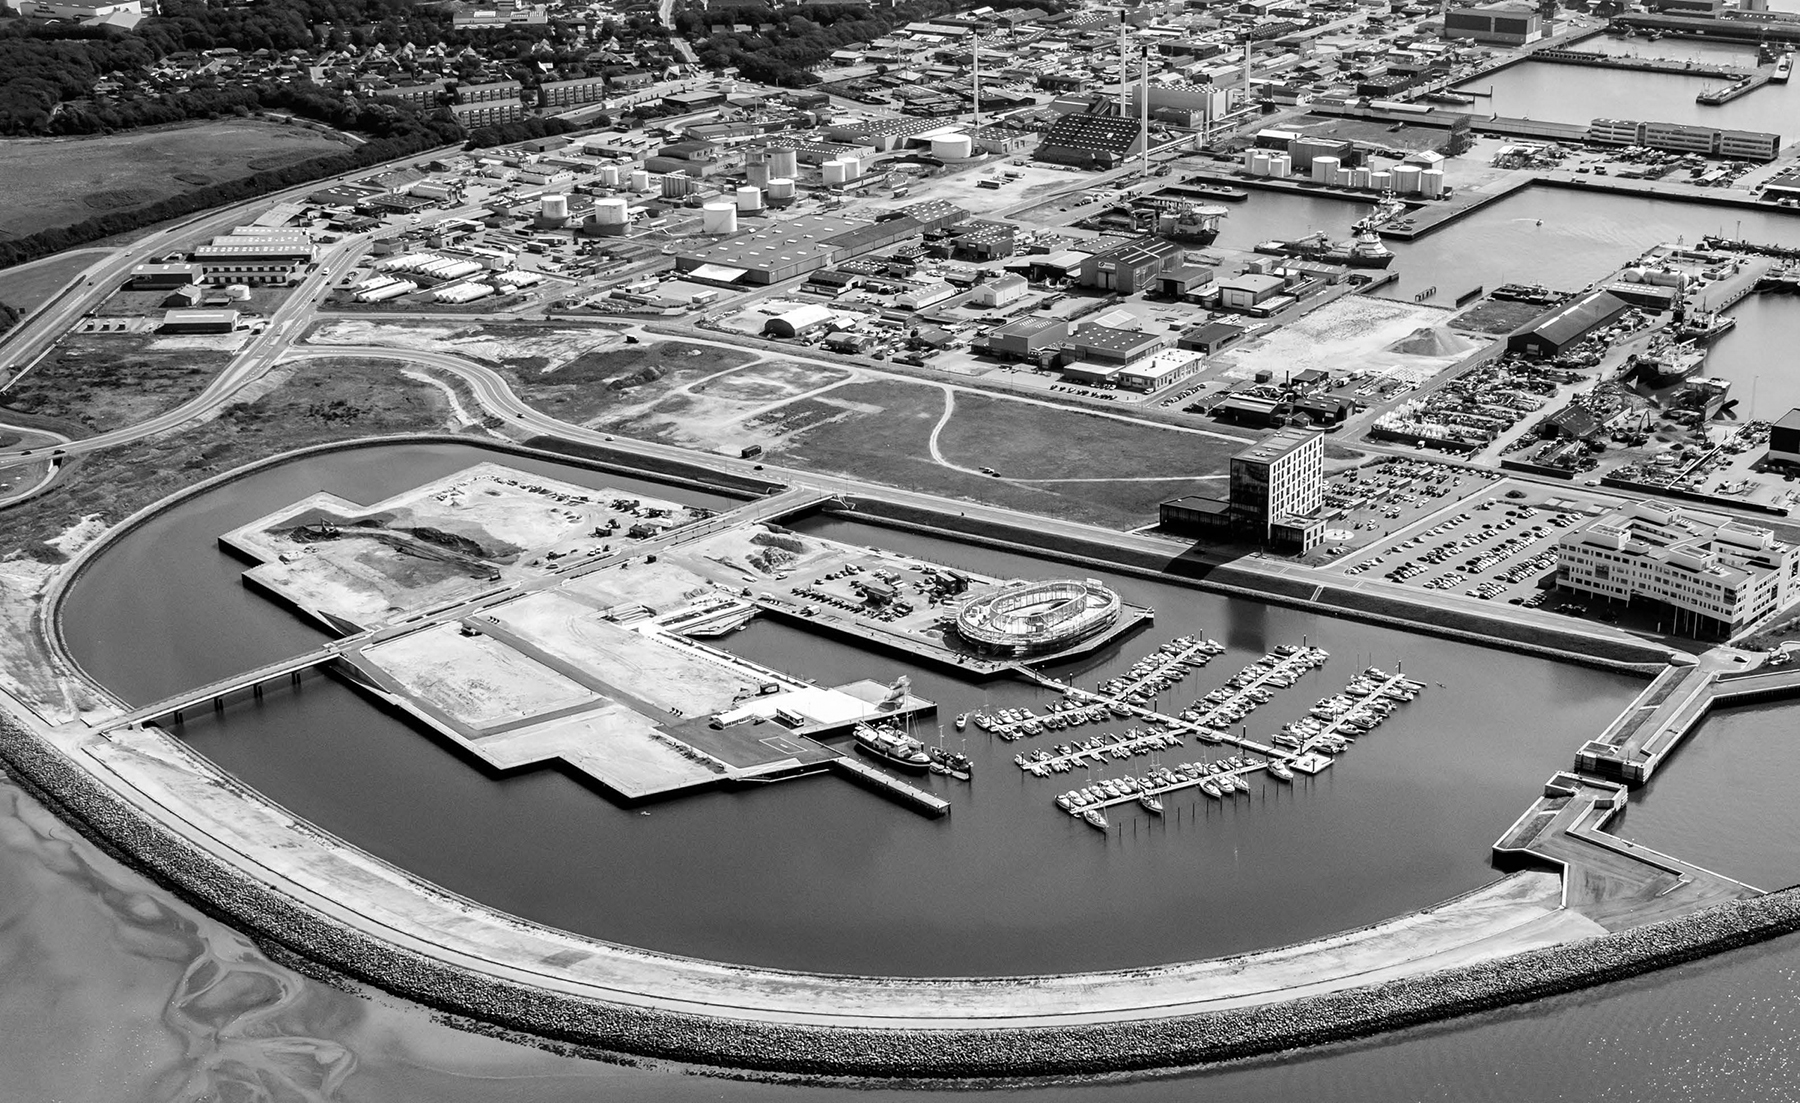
[4,709,1800,1078]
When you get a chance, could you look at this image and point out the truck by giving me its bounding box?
[740,444,764,458]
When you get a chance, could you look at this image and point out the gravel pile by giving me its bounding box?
[5,713,1798,1079]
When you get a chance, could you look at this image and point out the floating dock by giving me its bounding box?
[827,756,950,817]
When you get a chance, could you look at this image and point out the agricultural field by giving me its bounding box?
[0,250,106,314]
[0,120,347,240]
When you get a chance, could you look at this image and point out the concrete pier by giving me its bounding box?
[1576,661,1800,785]
[1494,771,1758,928]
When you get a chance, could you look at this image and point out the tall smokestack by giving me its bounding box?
[1119,21,1130,116]
[1243,40,1252,106]
[973,43,981,132]
[1140,45,1150,179]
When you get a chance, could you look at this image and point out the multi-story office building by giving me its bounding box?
[1229,428,1324,547]
[1556,502,1800,636]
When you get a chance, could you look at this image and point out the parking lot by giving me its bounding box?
[1338,496,1584,606]
[1304,457,1503,564]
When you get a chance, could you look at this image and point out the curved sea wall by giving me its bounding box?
[6,710,1800,1078]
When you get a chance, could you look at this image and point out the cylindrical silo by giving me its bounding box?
[661,174,692,198]
[930,132,973,160]
[735,185,763,212]
[702,200,738,233]
[766,177,796,202]
[822,159,850,186]
[769,148,798,178]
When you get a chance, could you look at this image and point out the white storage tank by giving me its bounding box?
[702,200,738,234]
[930,132,974,160]
[1419,168,1446,198]
[541,194,569,221]
[766,177,797,202]
[768,148,799,178]
[1250,151,1272,176]
[628,169,651,191]
[225,283,252,301]
[735,185,763,212]
[1392,164,1423,194]
[586,197,629,236]
[1243,149,1260,171]
[822,159,851,186]
[1269,152,1291,177]
[1311,156,1339,184]
[1352,167,1373,189]
[1370,170,1393,192]
[599,165,622,187]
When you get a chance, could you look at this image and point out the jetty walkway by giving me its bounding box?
[1576,659,1800,785]
[1494,770,1758,928]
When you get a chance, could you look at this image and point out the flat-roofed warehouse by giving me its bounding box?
[1505,289,1630,359]
[674,202,967,285]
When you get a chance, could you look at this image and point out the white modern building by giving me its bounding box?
[1556,502,1800,636]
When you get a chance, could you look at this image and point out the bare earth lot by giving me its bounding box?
[0,120,346,239]
[0,332,235,436]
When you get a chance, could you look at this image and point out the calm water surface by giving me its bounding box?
[8,700,1800,1100]
[1212,185,1800,305]
[60,443,1641,977]
[1453,46,1798,135]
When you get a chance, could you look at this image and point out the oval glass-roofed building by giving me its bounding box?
[954,578,1122,655]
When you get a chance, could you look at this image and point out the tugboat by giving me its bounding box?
[1255,221,1394,269]
[853,723,932,772]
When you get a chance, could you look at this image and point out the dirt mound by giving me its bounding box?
[1390,326,1475,357]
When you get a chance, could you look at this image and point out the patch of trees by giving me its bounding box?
[669,0,1061,86]
[0,302,21,337]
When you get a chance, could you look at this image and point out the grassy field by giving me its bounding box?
[0,250,104,313]
[0,332,236,437]
[766,383,1249,528]
[0,120,346,241]
[0,358,463,561]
